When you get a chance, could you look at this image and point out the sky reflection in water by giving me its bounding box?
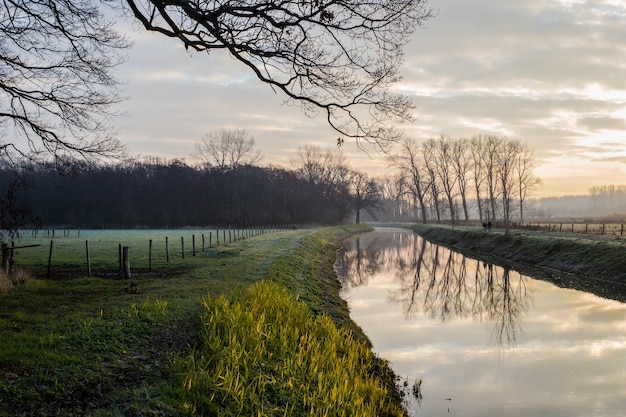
[336,229,626,417]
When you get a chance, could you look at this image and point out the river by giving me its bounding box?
[335,228,626,417]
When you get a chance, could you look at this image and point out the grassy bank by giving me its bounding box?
[0,225,404,416]
[409,223,626,302]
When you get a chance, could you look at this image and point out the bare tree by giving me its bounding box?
[124,0,434,148]
[194,128,262,171]
[1,0,129,163]
[291,144,347,195]
[495,139,520,234]
[514,142,542,223]
[450,136,471,221]
[481,135,504,222]
[350,170,380,224]
[291,144,353,221]
[469,135,486,222]
[425,136,458,225]
[388,136,430,223]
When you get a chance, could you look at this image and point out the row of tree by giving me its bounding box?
[0,145,381,232]
[1,128,547,235]
[384,134,542,233]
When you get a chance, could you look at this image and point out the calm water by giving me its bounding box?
[336,228,626,417]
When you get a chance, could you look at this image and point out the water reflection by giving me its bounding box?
[337,228,626,417]
[336,230,531,351]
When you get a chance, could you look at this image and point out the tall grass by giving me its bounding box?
[0,269,32,292]
[176,280,404,417]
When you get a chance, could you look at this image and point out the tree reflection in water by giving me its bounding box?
[336,229,533,350]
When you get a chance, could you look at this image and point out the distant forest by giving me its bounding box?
[2,157,625,231]
[528,185,626,219]
[0,159,367,229]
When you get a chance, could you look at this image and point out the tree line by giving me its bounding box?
[529,185,626,219]
[385,134,542,233]
[1,130,549,236]
[0,146,380,233]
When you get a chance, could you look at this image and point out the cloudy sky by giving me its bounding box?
[114,0,626,198]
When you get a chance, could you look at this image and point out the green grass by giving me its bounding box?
[0,224,404,417]
[176,281,403,416]
[408,223,626,301]
[10,228,256,277]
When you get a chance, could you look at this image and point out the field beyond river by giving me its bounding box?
[0,225,404,417]
[409,223,626,303]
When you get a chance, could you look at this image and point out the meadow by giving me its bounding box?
[0,225,405,417]
[5,228,270,278]
[410,223,626,302]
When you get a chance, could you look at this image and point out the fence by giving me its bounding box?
[2,226,290,278]
[518,221,626,236]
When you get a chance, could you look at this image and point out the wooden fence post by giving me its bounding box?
[209,232,212,249]
[1,243,9,275]
[202,234,205,252]
[118,244,122,277]
[165,236,170,264]
[181,236,185,259]
[47,240,53,279]
[192,235,196,257]
[122,246,131,278]
[149,239,153,272]
[85,240,91,278]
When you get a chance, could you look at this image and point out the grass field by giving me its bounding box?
[6,228,271,278]
[409,223,626,302]
[0,225,405,417]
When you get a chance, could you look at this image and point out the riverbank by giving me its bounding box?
[0,225,405,416]
[408,223,626,302]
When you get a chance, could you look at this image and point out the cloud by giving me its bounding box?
[112,0,626,196]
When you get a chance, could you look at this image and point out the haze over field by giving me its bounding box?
[114,0,626,198]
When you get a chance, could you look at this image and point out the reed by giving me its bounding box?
[176,280,405,417]
[0,268,32,292]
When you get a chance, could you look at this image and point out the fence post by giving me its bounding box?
[209,232,212,249]
[149,239,153,272]
[621,224,624,236]
[85,240,91,278]
[192,234,196,257]
[181,236,185,259]
[118,244,122,277]
[165,236,170,264]
[1,243,9,275]
[202,234,205,252]
[122,246,131,278]
[602,224,606,234]
[47,240,53,279]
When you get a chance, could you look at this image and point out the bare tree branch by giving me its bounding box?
[0,0,130,164]
[123,0,434,149]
